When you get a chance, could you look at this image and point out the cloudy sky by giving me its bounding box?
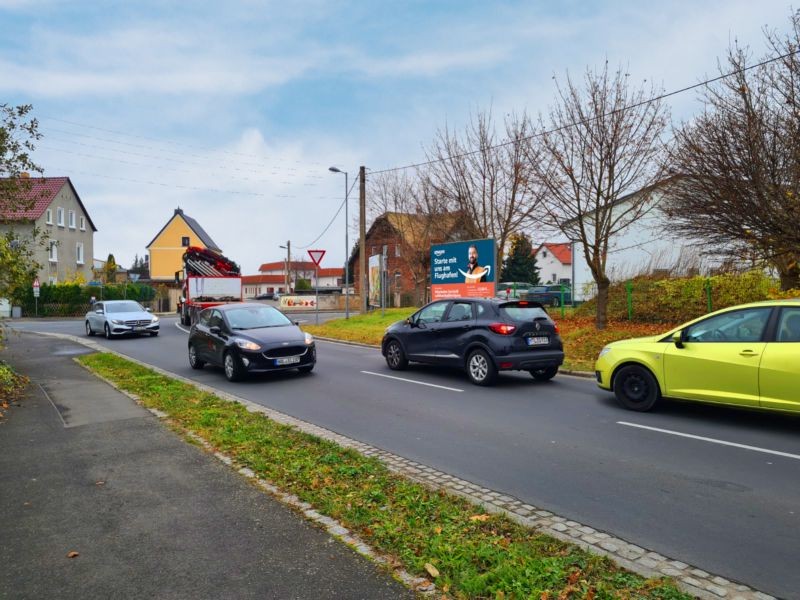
[1,0,795,273]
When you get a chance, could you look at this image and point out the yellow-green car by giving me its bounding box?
[595,300,800,412]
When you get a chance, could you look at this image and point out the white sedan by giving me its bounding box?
[85,300,160,338]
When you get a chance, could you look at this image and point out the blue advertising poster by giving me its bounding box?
[430,238,496,300]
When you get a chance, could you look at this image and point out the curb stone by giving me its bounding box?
[32,330,775,600]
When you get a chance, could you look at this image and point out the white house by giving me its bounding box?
[533,243,573,285]
[567,182,707,300]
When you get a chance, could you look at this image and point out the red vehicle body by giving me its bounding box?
[177,246,242,325]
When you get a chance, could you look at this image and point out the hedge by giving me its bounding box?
[15,283,157,317]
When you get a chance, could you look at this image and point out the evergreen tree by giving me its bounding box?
[500,234,539,283]
[104,253,117,283]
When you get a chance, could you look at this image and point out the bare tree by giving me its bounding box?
[424,109,546,265]
[531,63,670,329]
[368,171,467,304]
[665,12,800,289]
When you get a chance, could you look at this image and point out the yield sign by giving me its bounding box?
[307,249,326,267]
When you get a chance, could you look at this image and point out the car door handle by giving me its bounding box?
[739,349,759,356]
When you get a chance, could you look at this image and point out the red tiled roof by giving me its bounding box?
[0,176,98,231]
[1,176,67,220]
[317,268,343,277]
[242,274,286,284]
[536,242,572,265]
[259,260,316,272]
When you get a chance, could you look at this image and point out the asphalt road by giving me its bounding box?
[8,316,800,598]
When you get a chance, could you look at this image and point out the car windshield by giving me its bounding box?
[499,303,549,322]
[105,301,146,313]
[225,305,292,329]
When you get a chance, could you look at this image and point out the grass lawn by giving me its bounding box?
[79,352,690,599]
[304,310,677,373]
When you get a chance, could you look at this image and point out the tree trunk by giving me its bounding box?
[595,277,610,330]
[779,268,800,291]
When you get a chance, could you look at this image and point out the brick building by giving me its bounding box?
[349,211,479,307]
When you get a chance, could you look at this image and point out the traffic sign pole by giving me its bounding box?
[307,250,326,325]
[33,278,40,317]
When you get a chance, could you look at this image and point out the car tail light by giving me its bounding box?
[553,321,560,334]
[488,322,516,335]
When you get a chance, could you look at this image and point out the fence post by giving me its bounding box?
[626,281,634,320]
[705,278,713,313]
[560,287,565,318]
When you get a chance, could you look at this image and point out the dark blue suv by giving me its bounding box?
[381,298,564,386]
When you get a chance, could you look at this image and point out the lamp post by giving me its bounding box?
[328,167,350,319]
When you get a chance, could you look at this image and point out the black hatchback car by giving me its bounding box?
[381,298,564,386]
[188,303,316,381]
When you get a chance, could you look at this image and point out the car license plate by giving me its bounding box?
[132,326,144,331]
[275,356,301,366]
[526,336,549,346]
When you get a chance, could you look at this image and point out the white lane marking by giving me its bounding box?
[175,322,190,334]
[618,421,800,461]
[361,370,463,392]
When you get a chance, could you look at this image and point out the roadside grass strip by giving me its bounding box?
[303,308,414,345]
[79,352,690,600]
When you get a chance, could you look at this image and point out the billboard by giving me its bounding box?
[430,238,496,300]
[368,254,382,307]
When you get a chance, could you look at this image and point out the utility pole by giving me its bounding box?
[359,165,367,313]
[285,240,291,293]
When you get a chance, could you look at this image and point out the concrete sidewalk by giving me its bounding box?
[0,333,413,600]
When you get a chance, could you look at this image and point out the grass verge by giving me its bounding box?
[79,352,690,599]
[304,310,678,373]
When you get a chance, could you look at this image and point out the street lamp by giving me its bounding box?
[328,166,350,319]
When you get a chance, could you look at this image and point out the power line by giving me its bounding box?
[369,49,800,176]
[39,115,324,167]
[297,173,360,249]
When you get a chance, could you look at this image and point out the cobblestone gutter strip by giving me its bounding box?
[39,331,774,600]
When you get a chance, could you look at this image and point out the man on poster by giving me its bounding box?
[465,245,487,282]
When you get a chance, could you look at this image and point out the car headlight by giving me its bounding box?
[234,338,261,351]
[151,315,159,323]
[598,346,612,359]
[111,319,124,325]
[304,332,314,346]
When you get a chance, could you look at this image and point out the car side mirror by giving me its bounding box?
[145,308,152,313]
[405,317,415,327]
[293,321,300,326]
[672,331,684,349]
[209,326,221,335]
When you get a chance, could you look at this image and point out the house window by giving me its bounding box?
[48,241,58,262]
[48,276,57,284]
[76,242,84,265]
[57,207,64,226]
[45,209,52,224]
[552,273,557,282]
[542,250,548,258]
[68,210,76,229]
[79,216,86,231]
[182,236,190,247]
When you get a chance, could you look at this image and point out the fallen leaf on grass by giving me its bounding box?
[424,563,439,578]
[469,514,490,522]
[434,526,442,534]
[66,551,79,558]
[95,481,105,486]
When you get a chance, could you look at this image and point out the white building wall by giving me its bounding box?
[570,191,695,300]
[534,249,572,284]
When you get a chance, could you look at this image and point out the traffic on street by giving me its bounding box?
[7,315,800,598]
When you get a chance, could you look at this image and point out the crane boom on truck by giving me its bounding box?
[177,246,242,325]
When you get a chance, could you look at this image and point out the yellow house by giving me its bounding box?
[146,207,222,281]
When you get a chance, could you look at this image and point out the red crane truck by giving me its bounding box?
[177,246,242,325]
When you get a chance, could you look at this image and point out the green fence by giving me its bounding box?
[575,271,796,324]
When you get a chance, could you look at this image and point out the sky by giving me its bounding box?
[0,0,796,274]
